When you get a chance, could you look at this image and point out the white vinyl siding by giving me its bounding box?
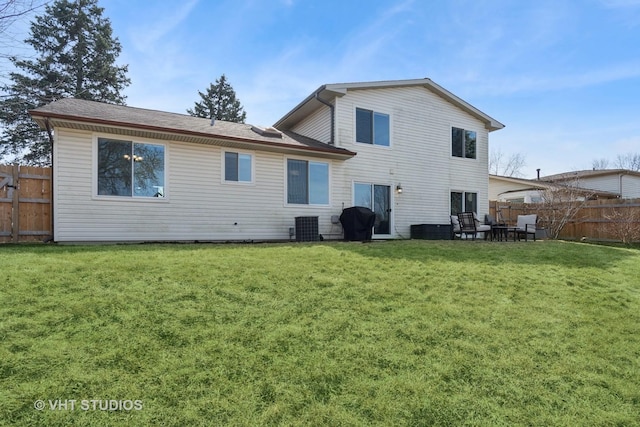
[53,129,344,242]
[332,86,490,237]
[288,104,332,144]
[578,174,640,199]
[622,176,640,199]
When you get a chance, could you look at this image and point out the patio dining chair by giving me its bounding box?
[457,212,491,240]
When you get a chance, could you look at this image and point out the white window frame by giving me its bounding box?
[450,190,478,215]
[353,180,393,237]
[221,150,255,185]
[354,106,392,148]
[284,157,331,207]
[451,126,477,159]
[92,134,168,201]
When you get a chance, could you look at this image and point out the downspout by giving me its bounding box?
[44,118,54,242]
[619,173,623,198]
[314,92,335,145]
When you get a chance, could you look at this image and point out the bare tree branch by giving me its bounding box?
[615,153,640,171]
[591,158,610,170]
[537,178,595,239]
[489,148,527,177]
[0,1,48,34]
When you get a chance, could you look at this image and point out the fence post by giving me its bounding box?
[11,164,19,243]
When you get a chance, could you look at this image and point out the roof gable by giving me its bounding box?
[274,78,505,132]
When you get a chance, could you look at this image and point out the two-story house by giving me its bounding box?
[29,78,504,242]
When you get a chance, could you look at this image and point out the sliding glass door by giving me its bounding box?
[354,183,391,235]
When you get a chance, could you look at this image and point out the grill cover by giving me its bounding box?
[339,206,376,241]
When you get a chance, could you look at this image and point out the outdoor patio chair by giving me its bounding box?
[457,212,491,240]
[484,213,504,227]
[450,215,461,239]
[515,214,537,241]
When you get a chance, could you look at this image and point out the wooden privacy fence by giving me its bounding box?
[0,164,52,243]
[490,199,640,242]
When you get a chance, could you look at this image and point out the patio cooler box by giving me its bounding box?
[295,216,319,242]
[410,224,452,240]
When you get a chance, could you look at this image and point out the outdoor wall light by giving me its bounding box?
[396,184,403,194]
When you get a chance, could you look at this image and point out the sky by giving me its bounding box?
[4,0,640,178]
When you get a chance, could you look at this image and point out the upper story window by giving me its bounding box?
[97,138,165,197]
[287,159,329,205]
[452,127,476,159]
[224,151,252,183]
[356,107,390,146]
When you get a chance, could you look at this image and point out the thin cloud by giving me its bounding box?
[235,0,418,124]
[331,0,416,78]
[460,61,640,97]
[130,0,199,51]
[613,136,640,152]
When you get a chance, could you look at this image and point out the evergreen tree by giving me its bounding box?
[0,0,130,165]
[187,74,246,123]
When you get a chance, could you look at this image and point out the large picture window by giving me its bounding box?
[287,159,329,205]
[97,138,165,197]
[452,127,476,159]
[224,151,252,182]
[451,191,477,215]
[356,108,390,146]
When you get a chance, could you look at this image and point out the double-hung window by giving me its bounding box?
[452,127,476,159]
[451,191,477,215]
[97,138,165,197]
[287,159,329,205]
[224,151,252,183]
[356,108,390,146]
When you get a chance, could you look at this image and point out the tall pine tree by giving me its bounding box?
[187,74,246,123]
[0,0,130,165]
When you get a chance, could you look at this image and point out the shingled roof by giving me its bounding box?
[29,98,355,160]
[541,169,640,181]
[275,78,505,132]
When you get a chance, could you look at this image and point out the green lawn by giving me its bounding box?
[1,240,639,426]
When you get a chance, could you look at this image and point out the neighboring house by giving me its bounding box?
[489,174,618,203]
[29,78,504,242]
[489,175,548,203]
[541,169,640,199]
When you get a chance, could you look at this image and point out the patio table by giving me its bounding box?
[491,225,517,241]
